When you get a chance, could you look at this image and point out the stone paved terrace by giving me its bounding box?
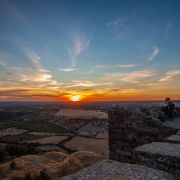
[134,142,180,160]
[163,118,180,130]
[165,135,180,144]
[134,142,180,179]
[61,160,174,180]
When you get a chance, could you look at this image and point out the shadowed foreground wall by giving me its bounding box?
[108,107,176,163]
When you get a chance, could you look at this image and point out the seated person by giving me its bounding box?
[162,98,175,119]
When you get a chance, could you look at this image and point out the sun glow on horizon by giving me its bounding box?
[71,95,80,102]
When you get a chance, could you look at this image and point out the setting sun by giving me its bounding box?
[71,95,80,102]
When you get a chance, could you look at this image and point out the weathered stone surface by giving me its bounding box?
[108,106,180,179]
[134,142,180,159]
[163,118,180,130]
[145,118,162,127]
[165,135,180,144]
[109,106,176,163]
[61,160,173,180]
[134,142,180,179]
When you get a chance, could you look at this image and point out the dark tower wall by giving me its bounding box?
[108,106,176,163]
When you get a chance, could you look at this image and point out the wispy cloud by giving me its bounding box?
[95,64,136,69]
[0,49,65,100]
[0,49,60,90]
[1,1,33,31]
[58,68,78,72]
[115,88,142,95]
[20,49,59,85]
[58,33,92,72]
[167,21,173,33]
[107,17,128,27]
[148,46,159,61]
[164,20,173,39]
[67,34,92,67]
[64,80,112,88]
[159,69,180,82]
[105,70,153,83]
[83,70,95,74]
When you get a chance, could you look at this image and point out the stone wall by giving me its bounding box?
[134,142,180,179]
[108,106,176,163]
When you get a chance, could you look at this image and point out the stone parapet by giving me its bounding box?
[108,106,176,163]
[134,142,180,179]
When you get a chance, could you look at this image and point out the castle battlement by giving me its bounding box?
[108,106,180,179]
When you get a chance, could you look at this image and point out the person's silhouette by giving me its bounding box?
[164,98,175,119]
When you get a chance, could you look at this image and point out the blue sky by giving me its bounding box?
[0,0,180,100]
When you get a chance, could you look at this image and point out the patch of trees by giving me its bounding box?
[0,145,37,162]
[0,149,7,161]
[0,111,17,120]
[0,111,28,121]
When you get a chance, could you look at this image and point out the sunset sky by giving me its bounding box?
[0,0,180,101]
